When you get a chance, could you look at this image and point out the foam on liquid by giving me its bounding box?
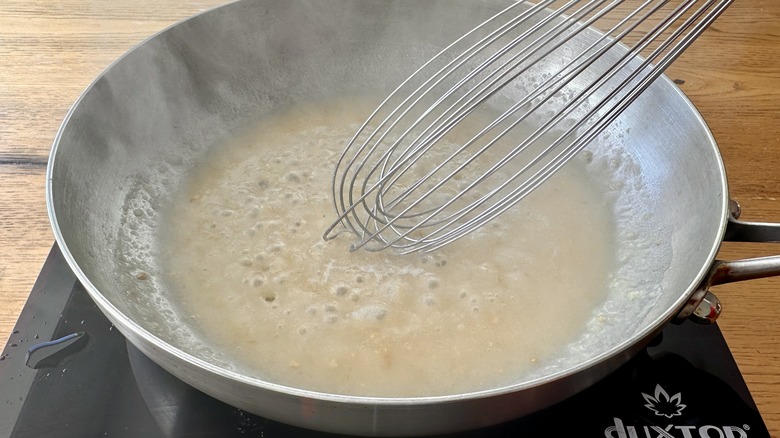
[157,99,617,397]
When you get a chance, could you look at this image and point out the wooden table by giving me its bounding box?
[1,0,778,434]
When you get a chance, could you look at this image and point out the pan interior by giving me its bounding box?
[151,95,619,397]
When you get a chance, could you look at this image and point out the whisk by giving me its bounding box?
[323,0,733,254]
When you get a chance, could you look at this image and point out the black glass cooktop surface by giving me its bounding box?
[0,245,769,437]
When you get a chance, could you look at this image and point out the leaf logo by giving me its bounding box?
[641,384,686,419]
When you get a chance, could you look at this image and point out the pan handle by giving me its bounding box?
[678,200,780,324]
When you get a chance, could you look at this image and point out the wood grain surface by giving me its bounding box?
[1,0,778,434]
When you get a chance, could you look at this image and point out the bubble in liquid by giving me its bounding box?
[582,150,594,164]
[351,305,387,321]
[285,172,302,183]
[324,314,338,324]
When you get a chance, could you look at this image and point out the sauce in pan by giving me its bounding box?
[157,99,617,397]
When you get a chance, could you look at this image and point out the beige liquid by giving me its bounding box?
[157,99,616,397]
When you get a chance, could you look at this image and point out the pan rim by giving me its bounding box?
[44,0,729,409]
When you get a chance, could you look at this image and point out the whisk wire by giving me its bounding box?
[325,0,734,253]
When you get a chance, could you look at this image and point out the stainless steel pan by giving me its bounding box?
[46,0,780,435]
